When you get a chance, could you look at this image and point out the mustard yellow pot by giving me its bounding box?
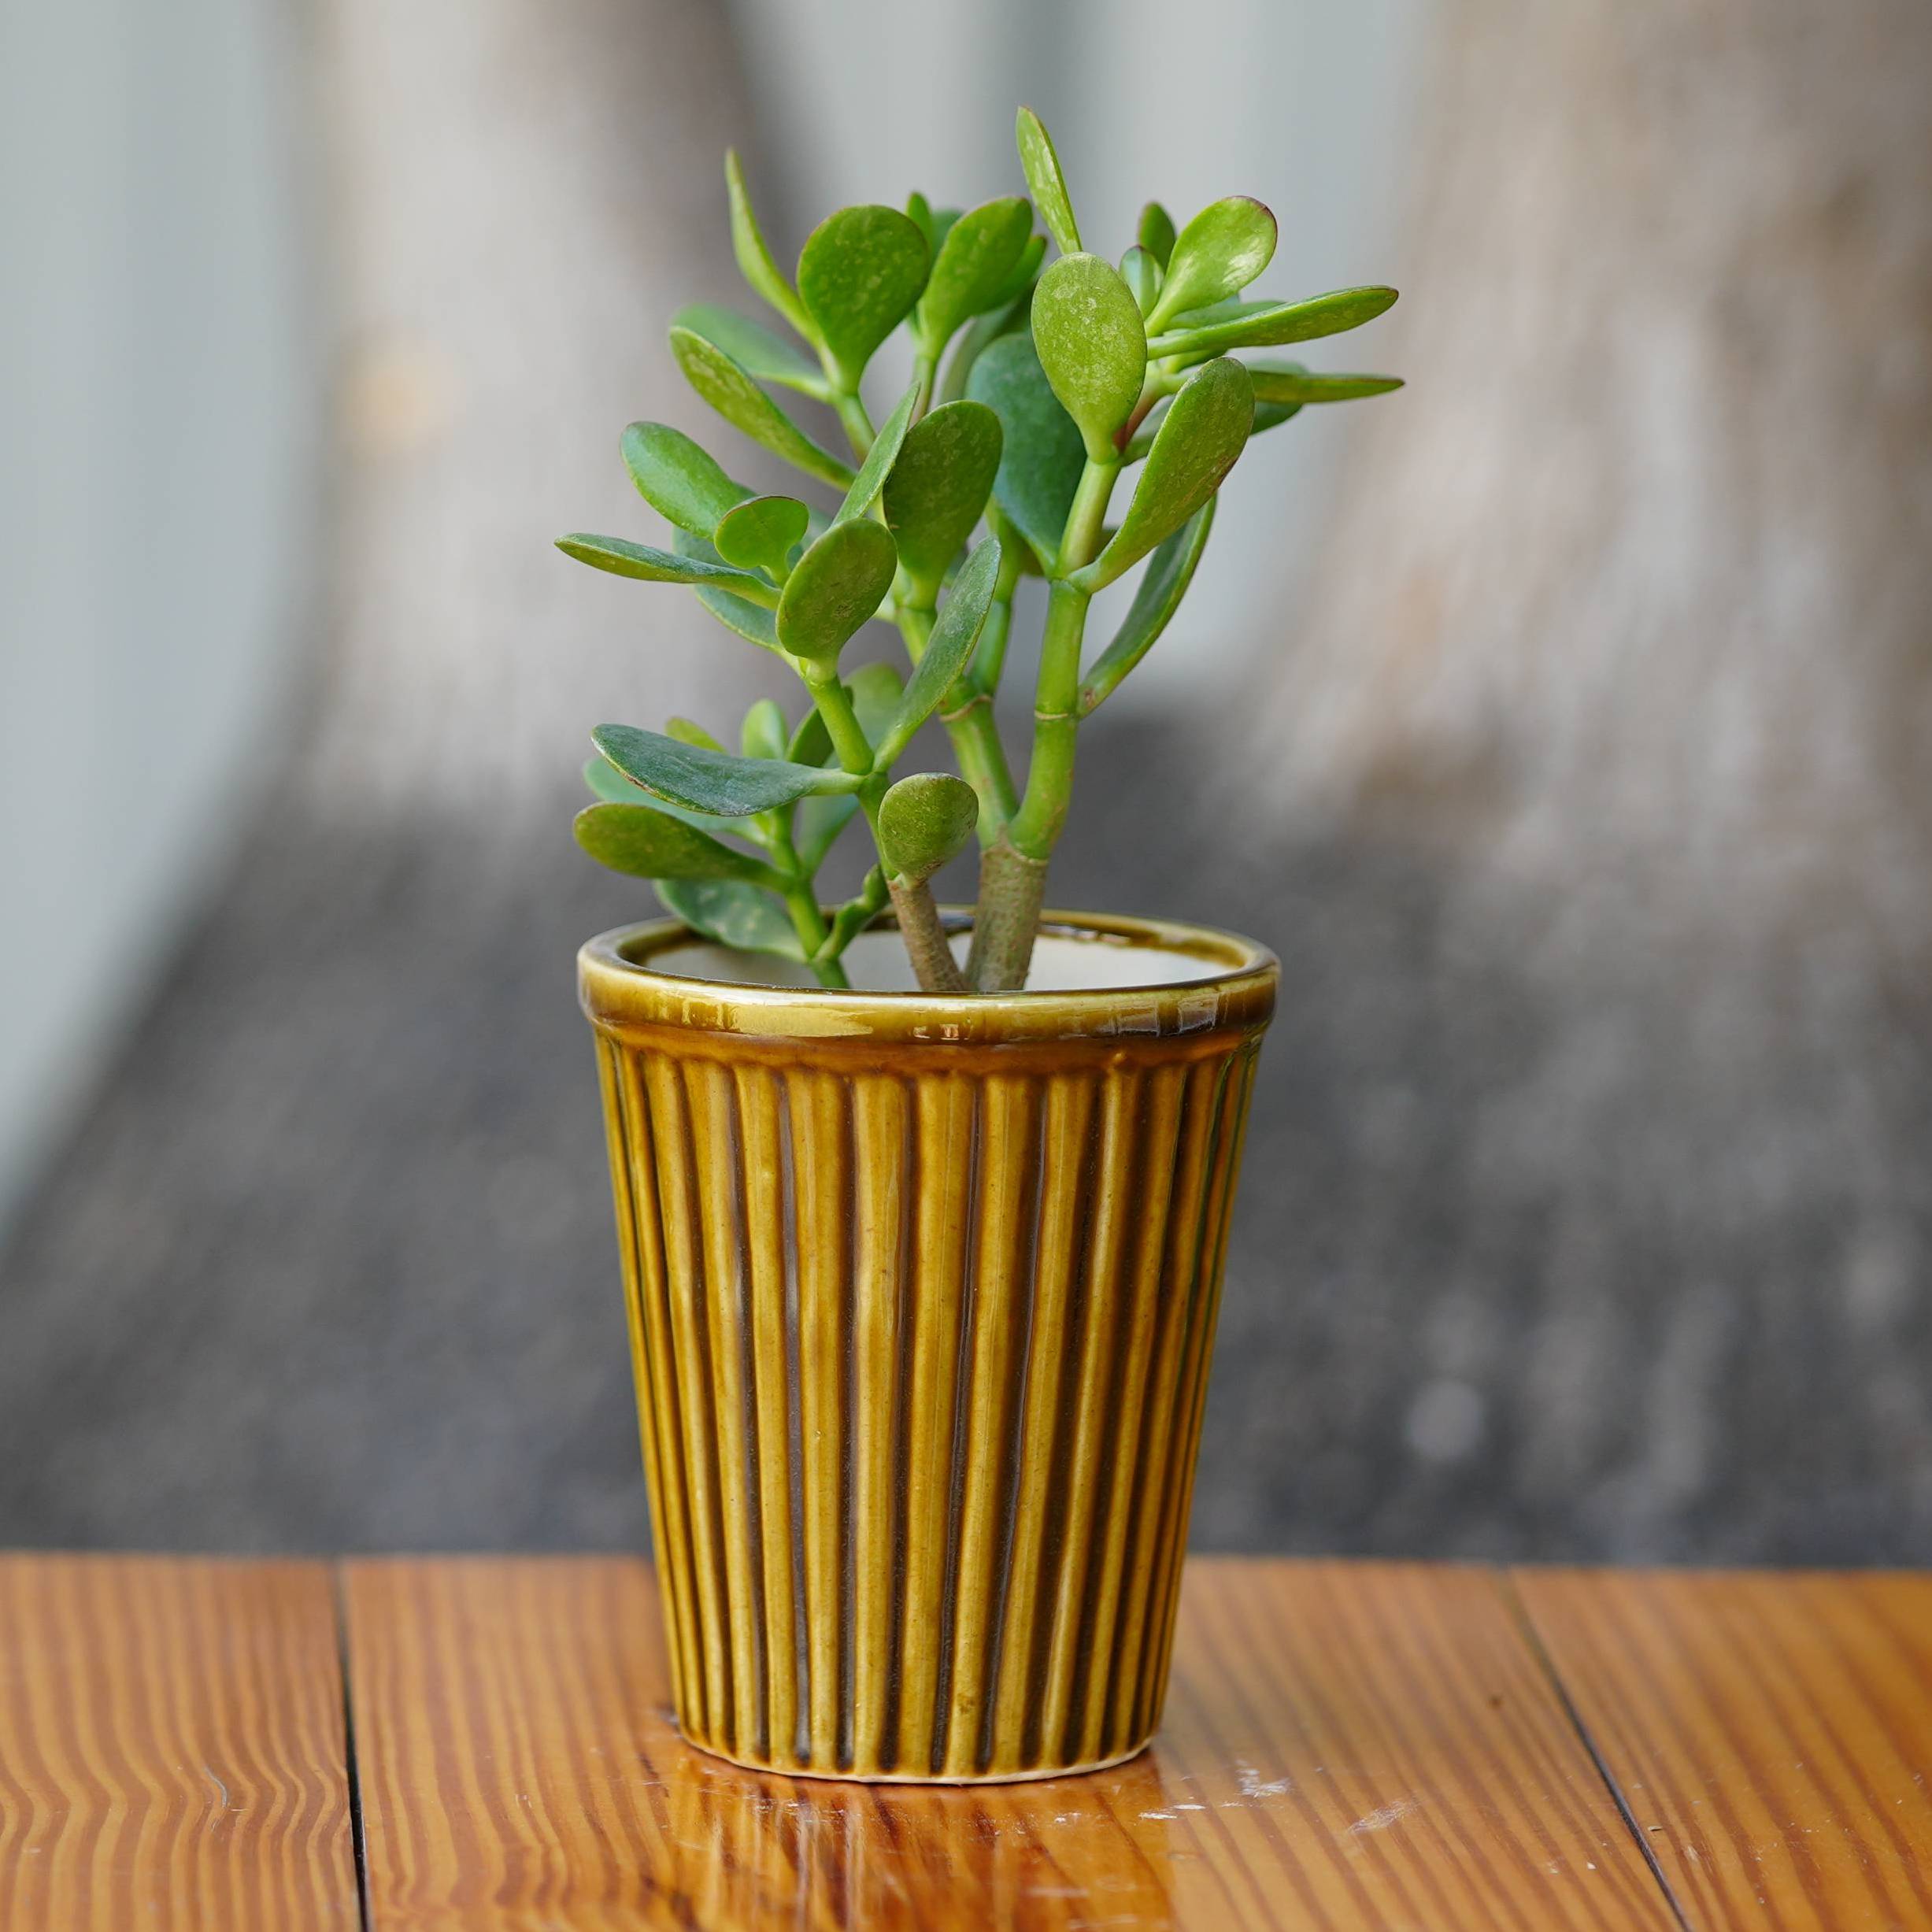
[579,909,1277,1782]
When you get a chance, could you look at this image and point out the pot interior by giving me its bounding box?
[647,922,1231,994]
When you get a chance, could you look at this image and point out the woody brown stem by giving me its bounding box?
[966,836,1049,991]
[886,875,968,992]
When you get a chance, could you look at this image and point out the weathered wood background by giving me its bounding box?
[2,0,1929,1562]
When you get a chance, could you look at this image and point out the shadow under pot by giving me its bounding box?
[578,908,1277,1782]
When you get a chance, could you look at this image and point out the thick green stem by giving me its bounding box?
[785,885,850,988]
[834,387,875,459]
[764,818,848,988]
[1008,579,1091,860]
[803,665,876,775]
[911,353,938,419]
[969,457,1114,989]
[886,875,967,991]
[1056,457,1119,578]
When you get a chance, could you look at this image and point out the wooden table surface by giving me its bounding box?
[1,1556,1926,1930]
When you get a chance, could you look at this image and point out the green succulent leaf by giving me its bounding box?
[846,658,908,738]
[877,772,979,886]
[726,150,816,343]
[1031,254,1148,459]
[1072,358,1250,591]
[592,724,861,816]
[775,518,898,663]
[584,753,648,804]
[713,494,810,580]
[665,716,725,752]
[555,532,779,604]
[1015,107,1080,257]
[795,205,931,389]
[905,191,935,248]
[883,400,1002,596]
[575,802,777,884]
[916,196,1034,353]
[1078,500,1214,716]
[669,326,855,488]
[1146,198,1279,332]
[964,331,1086,566]
[1120,246,1161,318]
[1138,201,1176,269]
[584,753,751,840]
[668,528,783,650]
[988,231,1046,309]
[670,303,827,398]
[618,422,747,539]
[834,379,921,525]
[1245,362,1405,405]
[873,538,1001,766]
[656,877,806,961]
[1252,400,1303,435]
[739,697,789,761]
[1149,285,1399,360]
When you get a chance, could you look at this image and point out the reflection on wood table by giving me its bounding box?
[0,1554,1926,1929]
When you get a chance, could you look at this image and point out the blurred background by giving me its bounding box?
[3,0,1929,1563]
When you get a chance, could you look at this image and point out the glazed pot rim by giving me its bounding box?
[579,907,1278,1048]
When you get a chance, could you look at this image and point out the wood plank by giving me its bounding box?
[1516,1567,1932,1932]
[0,1555,360,1930]
[344,1553,1675,1930]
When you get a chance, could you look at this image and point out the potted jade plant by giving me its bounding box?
[567,109,1399,1782]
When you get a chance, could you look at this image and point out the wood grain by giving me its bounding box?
[0,1555,358,1930]
[1516,1567,1932,1932]
[342,1553,1677,1930]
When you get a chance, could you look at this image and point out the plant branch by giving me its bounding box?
[886,875,967,991]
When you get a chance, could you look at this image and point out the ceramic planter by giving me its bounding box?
[579,909,1276,1782]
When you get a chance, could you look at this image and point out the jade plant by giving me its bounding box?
[561,109,1400,993]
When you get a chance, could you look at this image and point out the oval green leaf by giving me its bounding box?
[1146,197,1278,332]
[669,326,855,489]
[619,421,746,538]
[795,205,930,389]
[592,724,860,817]
[714,495,809,579]
[665,716,724,751]
[1119,246,1160,318]
[1149,285,1399,360]
[739,698,789,762]
[917,196,1033,353]
[1138,201,1176,268]
[668,529,783,650]
[882,399,1001,596]
[1078,500,1214,716]
[584,752,749,839]
[657,876,806,961]
[1072,358,1250,591]
[1245,362,1405,405]
[877,773,978,886]
[834,379,920,525]
[556,532,778,604]
[671,302,826,398]
[1015,106,1080,257]
[575,802,775,883]
[873,539,1001,767]
[726,150,815,343]
[775,519,898,664]
[964,331,1086,566]
[1031,254,1147,460]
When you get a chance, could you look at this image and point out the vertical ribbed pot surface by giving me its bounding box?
[579,911,1277,1782]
